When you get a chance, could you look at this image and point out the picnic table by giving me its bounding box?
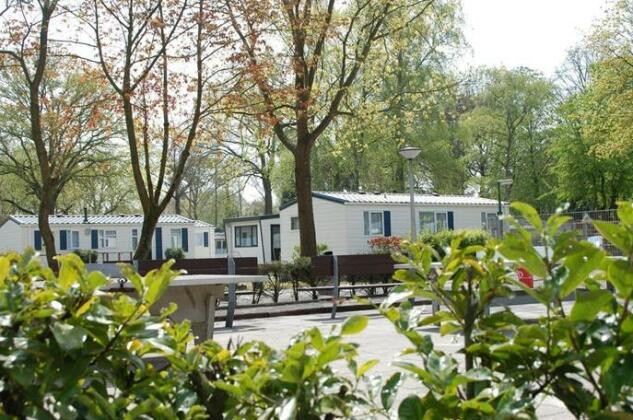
[108,273,266,340]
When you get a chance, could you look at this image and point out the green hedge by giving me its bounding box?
[418,228,490,258]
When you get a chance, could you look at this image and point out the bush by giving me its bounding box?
[71,248,97,263]
[258,261,288,303]
[164,247,184,259]
[2,201,633,418]
[418,228,490,258]
[367,236,403,254]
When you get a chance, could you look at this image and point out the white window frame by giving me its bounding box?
[235,225,258,248]
[131,228,139,250]
[290,216,300,231]
[170,228,182,249]
[419,211,449,233]
[363,211,384,236]
[98,230,117,249]
[69,230,80,249]
[196,232,205,247]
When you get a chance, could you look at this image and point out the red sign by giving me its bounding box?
[517,267,534,288]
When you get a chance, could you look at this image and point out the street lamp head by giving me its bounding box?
[497,178,513,186]
[399,146,421,160]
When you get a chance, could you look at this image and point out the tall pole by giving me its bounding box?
[408,159,416,240]
[497,181,503,238]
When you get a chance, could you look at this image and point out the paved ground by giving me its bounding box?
[213,303,573,419]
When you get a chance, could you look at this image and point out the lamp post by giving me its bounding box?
[399,146,422,240]
[496,178,513,238]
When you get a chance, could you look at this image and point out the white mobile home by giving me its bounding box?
[223,214,281,262]
[222,191,504,262]
[0,214,215,264]
[278,191,503,260]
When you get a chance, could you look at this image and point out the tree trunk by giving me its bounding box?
[133,209,160,261]
[294,146,318,257]
[262,176,273,214]
[38,193,57,269]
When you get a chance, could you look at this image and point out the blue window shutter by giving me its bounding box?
[91,230,98,249]
[155,227,163,260]
[34,230,42,251]
[448,211,454,230]
[203,231,209,247]
[182,228,189,252]
[60,230,67,250]
[383,211,391,237]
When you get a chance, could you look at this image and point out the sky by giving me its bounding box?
[460,0,609,75]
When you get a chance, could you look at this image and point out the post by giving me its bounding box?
[497,181,503,238]
[408,159,416,240]
[225,256,237,328]
[330,255,340,319]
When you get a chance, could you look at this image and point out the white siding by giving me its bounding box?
[280,199,349,260]
[0,220,25,253]
[226,217,280,262]
[279,197,502,259]
[192,225,215,258]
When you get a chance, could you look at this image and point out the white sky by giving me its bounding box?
[460,0,609,75]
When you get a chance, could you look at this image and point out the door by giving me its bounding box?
[270,224,281,261]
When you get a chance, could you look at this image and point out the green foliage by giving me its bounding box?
[164,248,185,260]
[258,261,288,303]
[71,249,98,263]
[418,228,490,258]
[4,200,633,418]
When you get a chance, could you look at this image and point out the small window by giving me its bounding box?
[291,216,299,231]
[196,232,205,247]
[419,212,435,233]
[170,228,182,249]
[363,211,384,236]
[436,212,448,232]
[235,225,258,247]
[131,228,139,250]
[216,239,226,251]
[70,230,80,249]
[98,230,117,249]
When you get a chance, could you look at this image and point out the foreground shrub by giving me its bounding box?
[2,201,633,418]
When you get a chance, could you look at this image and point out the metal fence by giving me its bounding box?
[514,208,621,255]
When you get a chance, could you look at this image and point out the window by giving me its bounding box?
[419,212,435,233]
[216,239,227,254]
[170,228,182,249]
[98,230,117,249]
[291,216,299,231]
[70,231,80,249]
[420,211,450,233]
[197,232,205,247]
[363,211,384,236]
[131,229,139,250]
[235,225,257,247]
[436,212,448,232]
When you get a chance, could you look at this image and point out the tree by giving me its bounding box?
[0,0,118,266]
[81,0,234,260]
[225,0,436,256]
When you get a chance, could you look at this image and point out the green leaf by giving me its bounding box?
[616,201,633,226]
[341,315,368,335]
[607,259,633,297]
[398,395,423,420]
[560,245,605,298]
[381,372,402,410]
[56,253,85,291]
[356,359,379,377]
[570,290,613,322]
[511,202,543,232]
[119,263,144,294]
[51,322,87,351]
[0,257,9,288]
[594,221,631,255]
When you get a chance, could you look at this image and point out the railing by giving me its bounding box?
[99,251,133,263]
